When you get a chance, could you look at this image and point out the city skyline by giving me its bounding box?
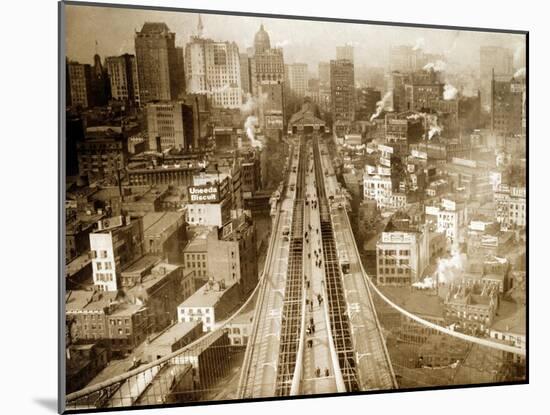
[66,5,526,71]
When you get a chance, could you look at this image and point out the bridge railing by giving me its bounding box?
[336,154,525,389]
[66,204,282,410]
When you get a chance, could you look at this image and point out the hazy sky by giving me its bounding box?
[65,4,526,73]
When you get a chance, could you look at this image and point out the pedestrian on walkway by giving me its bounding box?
[307,280,310,289]
[311,324,316,334]
[306,326,311,335]
[316,367,321,377]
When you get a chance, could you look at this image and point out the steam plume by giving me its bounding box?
[413,37,425,51]
[443,84,458,100]
[435,246,465,284]
[514,67,526,78]
[244,116,263,149]
[426,114,442,140]
[423,60,447,72]
[370,91,393,121]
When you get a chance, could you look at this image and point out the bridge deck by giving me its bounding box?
[318,142,396,391]
[240,143,303,398]
[302,150,338,395]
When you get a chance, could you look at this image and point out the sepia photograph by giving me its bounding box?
[59,1,527,412]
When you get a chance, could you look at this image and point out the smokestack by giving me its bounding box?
[156,136,162,153]
[490,68,495,132]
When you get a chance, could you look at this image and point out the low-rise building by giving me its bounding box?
[143,321,203,362]
[66,290,148,354]
[225,308,254,346]
[177,279,240,332]
[494,184,526,229]
[489,300,526,350]
[77,128,126,184]
[432,198,467,244]
[376,219,429,286]
[89,216,144,292]
[124,262,195,333]
[143,211,187,263]
[106,302,149,354]
[444,280,499,334]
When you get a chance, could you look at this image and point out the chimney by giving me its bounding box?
[156,136,162,153]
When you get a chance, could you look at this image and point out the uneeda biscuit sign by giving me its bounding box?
[188,184,220,203]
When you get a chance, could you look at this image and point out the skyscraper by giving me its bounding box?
[240,53,252,95]
[250,25,285,96]
[185,17,242,109]
[134,22,181,103]
[480,46,513,110]
[105,54,140,106]
[185,38,242,109]
[286,63,308,97]
[68,62,93,108]
[253,24,271,54]
[146,101,187,151]
[491,73,524,136]
[330,59,355,135]
[336,45,354,63]
[318,62,331,87]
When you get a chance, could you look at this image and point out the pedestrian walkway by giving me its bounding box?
[302,152,337,395]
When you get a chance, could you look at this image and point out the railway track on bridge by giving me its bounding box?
[313,137,360,391]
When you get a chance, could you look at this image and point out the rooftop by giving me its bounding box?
[379,286,445,318]
[65,290,118,313]
[121,255,161,276]
[184,227,213,252]
[148,321,202,347]
[178,279,238,309]
[491,301,526,335]
[108,302,145,317]
[66,253,92,277]
[143,211,185,237]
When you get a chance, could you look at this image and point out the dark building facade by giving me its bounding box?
[356,87,381,121]
[330,59,355,135]
[491,75,524,136]
[134,22,181,103]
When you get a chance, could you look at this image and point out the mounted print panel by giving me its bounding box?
[59,1,527,413]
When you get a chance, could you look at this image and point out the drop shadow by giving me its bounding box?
[34,398,58,413]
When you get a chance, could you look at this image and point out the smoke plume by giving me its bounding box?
[435,246,466,284]
[412,276,436,289]
[370,91,393,122]
[240,92,268,115]
[244,116,263,149]
[514,67,526,78]
[426,114,442,140]
[423,60,447,72]
[443,84,458,100]
[413,37,425,51]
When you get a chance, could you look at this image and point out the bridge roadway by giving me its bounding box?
[317,140,396,391]
[238,142,304,398]
[301,145,340,394]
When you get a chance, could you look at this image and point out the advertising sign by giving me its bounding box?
[411,149,428,160]
[378,144,394,155]
[188,184,220,203]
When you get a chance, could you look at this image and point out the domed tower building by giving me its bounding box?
[249,24,285,134]
[254,24,271,55]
